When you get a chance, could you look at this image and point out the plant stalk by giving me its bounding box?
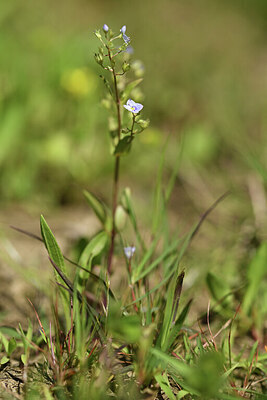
[107,48,121,274]
[130,114,136,137]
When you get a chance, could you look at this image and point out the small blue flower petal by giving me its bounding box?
[103,24,109,32]
[124,99,143,114]
[124,246,136,260]
[120,26,130,44]
[122,33,130,44]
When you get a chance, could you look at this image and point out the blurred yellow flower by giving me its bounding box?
[61,68,96,98]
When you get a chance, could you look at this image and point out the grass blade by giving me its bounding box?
[154,372,176,400]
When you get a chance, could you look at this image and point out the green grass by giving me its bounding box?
[0,171,266,399]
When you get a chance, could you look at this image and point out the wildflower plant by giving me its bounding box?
[93,24,149,273]
[0,24,266,400]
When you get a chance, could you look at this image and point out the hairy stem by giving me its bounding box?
[107,48,122,274]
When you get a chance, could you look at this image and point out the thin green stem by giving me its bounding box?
[130,114,136,137]
[107,46,122,274]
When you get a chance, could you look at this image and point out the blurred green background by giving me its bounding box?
[1,0,267,230]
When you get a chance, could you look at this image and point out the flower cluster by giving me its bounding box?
[102,24,130,45]
[94,24,149,147]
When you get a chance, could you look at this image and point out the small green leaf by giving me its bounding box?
[40,215,66,274]
[8,338,17,356]
[122,61,130,73]
[137,118,150,129]
[40,215,71,330]
[84,190,111,230]
[21,354,27,365]
[77,231,109,292]
[0,332,9,353]
[79,231,108,267]
[114,136,133,156]
[26,319,33,342]
[0,356,9,365]
[39,329,47,344]
[0,327,21,339]
[155,372,176,400]
[177,390,191,399]
[94,29,102,40]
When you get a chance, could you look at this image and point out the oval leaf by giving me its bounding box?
[40,215,66,274]
[83,190,111,231]
[77,231,109,292]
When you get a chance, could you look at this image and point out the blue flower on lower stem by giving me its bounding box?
[120,25,130,44]
[124,99,143,114]
[124,246,136,260]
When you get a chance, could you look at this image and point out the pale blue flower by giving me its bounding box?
[124,99,143,114]
[124,246,136,260]
[120,25,130,44]
[103,24,109,32]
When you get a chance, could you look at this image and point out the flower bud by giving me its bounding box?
[94,30,102,40]
[138,119,150,129]
[103,24,109,33]
[122,61,131,73]
[115,205,127,231]
[94,53,103,65]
